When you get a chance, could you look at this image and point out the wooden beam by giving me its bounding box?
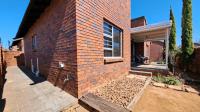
[80,93,131,112]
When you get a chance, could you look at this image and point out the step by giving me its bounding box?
[129,70,152,76]
[131,67,155,72]
[79,93,131,112]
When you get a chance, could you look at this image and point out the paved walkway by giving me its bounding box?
[2,66,77,112]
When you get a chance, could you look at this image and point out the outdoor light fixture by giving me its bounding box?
[59,62,65,68]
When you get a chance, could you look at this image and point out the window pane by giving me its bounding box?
[104,36,112,48]
[103,22,112,36]
[104,50,112,57]
[32,35,37,49]
[32,37,35,49]
[103,21,122,58]
[113,27,121,57]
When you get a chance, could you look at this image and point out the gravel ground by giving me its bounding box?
[94,76,147,108]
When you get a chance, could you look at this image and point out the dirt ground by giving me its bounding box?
[133,86,200,112]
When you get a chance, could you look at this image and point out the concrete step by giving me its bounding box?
[131,67,170,76]
[129,70,152,76]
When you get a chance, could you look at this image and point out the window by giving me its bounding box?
[32,35,37,50]
[104,22,122,57]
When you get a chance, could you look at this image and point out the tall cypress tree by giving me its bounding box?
[168,7,177,72]
[169,7,176,52]
[181,0,194,64]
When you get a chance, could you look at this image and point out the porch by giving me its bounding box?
[130,21,172,71]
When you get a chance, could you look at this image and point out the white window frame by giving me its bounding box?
[103,22,123,59]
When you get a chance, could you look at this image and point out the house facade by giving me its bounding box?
[131,17,166,65]
[11,38,24,52]
[15,0,130,98]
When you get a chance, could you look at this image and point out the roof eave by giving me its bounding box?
[15,0,51,39]
[131,21,172,34]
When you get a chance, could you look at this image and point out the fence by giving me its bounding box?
[3,50,24,67]
[188,47,200,78]
[176,47,200,79]
[0,45,6,98]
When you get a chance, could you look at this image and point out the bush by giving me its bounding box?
[164,77,181,85]
[153,75,165,83]
[153,75,181,85]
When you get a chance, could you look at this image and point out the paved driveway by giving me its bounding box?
[2,66,77,112]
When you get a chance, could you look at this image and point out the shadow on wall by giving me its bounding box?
[22,0,78,97]
[15,53,25,67]
[44,0,77,97]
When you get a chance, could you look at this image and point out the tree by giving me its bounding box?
[181,0,194,65]
[169,7,176,52]
[168,7,177,73]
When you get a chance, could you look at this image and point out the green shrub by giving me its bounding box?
[153,75,165,83]
[153,75,181,85]
[164,76,181,85]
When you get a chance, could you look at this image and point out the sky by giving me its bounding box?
[0,0,199,48]
[0,0,29,48]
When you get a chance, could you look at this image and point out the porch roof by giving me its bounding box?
[131,21,172,42]
[11,38,23,46]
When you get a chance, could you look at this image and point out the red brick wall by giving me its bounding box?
[131,18,146,28]
[23,0,78,97]
[23,0,130,98]
[76,0,131,97]
[150,41,164,62]
[4,51,24,67]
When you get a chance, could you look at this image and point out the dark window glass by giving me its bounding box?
[104,50,112,57]
[32,35,37,49]
[113,28,121,57]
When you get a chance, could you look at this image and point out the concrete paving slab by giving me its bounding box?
[153,82,166,88]
[167,85,183,91]
[185,87,200,94]
[2,66,77,112]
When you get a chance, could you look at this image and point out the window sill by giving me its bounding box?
[104,58,124,64]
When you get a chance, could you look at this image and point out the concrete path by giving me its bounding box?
[2,66,77,112]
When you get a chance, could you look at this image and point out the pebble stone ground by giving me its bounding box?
[2,66,77,112]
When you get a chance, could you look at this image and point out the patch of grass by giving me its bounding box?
[152,75,165,83]
[153,74,181,85]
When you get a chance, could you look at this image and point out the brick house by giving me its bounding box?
[14,0,171,98]
[11,38,24,52]
[14,0,130,98]
[131,17,166,65]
